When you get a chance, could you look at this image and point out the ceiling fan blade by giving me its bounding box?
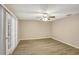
[48,16,55,18]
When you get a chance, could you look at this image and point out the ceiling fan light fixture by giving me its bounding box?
[41,13,49,21]
[43,13,48,18]
[42,18,48,21]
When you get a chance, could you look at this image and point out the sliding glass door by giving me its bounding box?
[6,11,17,54]
[0,5,18,55]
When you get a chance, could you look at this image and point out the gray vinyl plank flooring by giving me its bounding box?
[13,38,79,55]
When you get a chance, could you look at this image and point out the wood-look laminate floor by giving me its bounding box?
[13,38,79,55]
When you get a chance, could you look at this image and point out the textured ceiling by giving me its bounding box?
[5,4,79,20]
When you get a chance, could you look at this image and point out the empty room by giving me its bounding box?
[0,4,79,55]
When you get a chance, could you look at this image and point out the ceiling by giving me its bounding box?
[5,4,79,21]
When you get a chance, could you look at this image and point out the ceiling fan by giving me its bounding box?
[40,13,55,21]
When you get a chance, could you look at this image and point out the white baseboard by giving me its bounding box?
[19,37,51,40]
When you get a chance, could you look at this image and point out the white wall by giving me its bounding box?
[51,14,79,49]
[18,20,52,40]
